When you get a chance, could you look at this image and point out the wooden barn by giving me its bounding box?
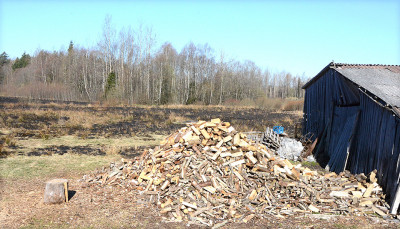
[302,62,400,212]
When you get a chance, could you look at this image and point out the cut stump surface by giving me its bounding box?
[43,178,68,204]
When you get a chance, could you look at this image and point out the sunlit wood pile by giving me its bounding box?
[82,119,390,226]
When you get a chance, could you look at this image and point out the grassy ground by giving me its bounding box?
[17,134,166,148]
[0,99,398,228]
[0,154,120,179]
[0,153,123,228]
[13,134,166,155]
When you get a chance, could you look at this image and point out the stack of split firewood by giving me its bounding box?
[82,119,390,227]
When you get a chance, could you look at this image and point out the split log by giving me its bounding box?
[44,179,68,204]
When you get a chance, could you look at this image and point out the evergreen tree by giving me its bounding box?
[12,52,31,70]
[0,52,10,84]
[0,52,10,66]
[68,41,74,54]
[160,65,174,105]
[105,71,116,97]
[186,82,196,104]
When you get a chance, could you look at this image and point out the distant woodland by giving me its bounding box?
[0,17,307,107]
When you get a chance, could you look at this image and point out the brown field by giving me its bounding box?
[0,97,398,228]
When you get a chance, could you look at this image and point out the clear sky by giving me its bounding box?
[0,0,399,77]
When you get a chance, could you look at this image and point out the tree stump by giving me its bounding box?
[44,179,69,204]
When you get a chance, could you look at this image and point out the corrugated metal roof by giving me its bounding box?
[304,62,400,108]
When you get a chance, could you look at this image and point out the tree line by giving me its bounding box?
[0,17,308,106]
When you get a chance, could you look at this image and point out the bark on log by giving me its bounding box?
[44,179,68,204]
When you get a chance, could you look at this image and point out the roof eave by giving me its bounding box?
[302,62,334,89]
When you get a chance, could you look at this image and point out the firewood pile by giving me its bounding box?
[82,119,390,226]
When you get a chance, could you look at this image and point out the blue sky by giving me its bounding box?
[0,0,399,77]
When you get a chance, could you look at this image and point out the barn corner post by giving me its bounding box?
[390,184,400,214]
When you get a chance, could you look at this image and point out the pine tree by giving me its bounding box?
[12,52,31,70]
[160,65,173,105]
[105,71,116,98]
[0,52,10,84]
[0,52,10,66]
[68,41,74,55]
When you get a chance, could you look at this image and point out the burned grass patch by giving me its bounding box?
[0,97,302,142]
[26,145,106,156]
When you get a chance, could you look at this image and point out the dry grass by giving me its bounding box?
[1,106,128,131]
[254,97,286,110]
[155,103,226,109]
[14,134,166,154]
[4,108,59,119]
[0,154,120,179]
[166,112,188,124]
[58,110,126,129]
[1,98,305,112]
[282,99,304,111]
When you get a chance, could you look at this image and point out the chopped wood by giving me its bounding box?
[308,204,320,213]
[351,191,362,198]
[182,201,197,210]
[204,186,217,194]
[245,152,257,164]
[363,183,375,198]
[223,136,232,143]
[371,205,387,217]
[330,191,349,198]
[200,129,211,139]
[230,159,246,167]
[211,118,221,124]
[160,207,172,214]
[242,214,255,223]
[360,200,373,206]
[82,118,390,224]
[191,126,201,135]
[233,134,241,146]
[161,198,173,208]
[233,171,244,181]
[161,180,170,190]
[216,140,224,148]
[231,152,243,157]
[248,190,257,201]
[369,170,377,183]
